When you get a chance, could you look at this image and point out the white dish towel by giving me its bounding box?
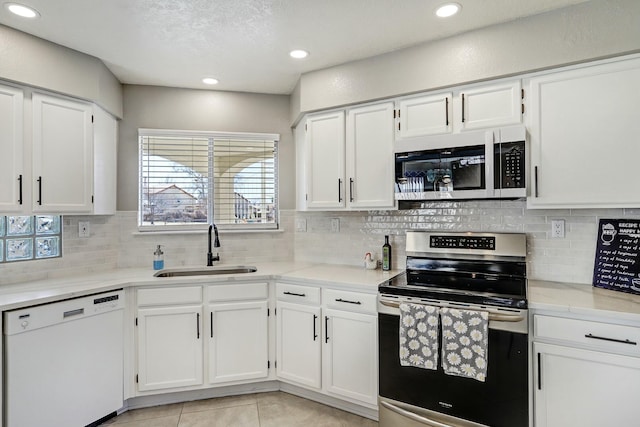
[440,307,489,382]
[399,303,440,370]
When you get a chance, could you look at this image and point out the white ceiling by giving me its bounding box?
[0,0,590,95]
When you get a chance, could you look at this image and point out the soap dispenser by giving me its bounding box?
[153,245,164,270]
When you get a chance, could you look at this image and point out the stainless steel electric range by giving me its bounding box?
[378,231,528,427]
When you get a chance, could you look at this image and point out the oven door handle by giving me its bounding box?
[379,300,525,323]
[380,400,454,427]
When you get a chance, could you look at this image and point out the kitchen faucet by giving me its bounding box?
[207,224,221,266]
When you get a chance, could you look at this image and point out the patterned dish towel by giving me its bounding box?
[440,307,489,382]
[399,303,440,370]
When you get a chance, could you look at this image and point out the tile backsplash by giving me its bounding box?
[0,201,639,286]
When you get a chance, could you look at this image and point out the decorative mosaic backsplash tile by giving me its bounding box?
[0,215,62,263]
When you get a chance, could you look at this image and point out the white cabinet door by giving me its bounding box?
[32,93,93,213]
[397,93,452,138]
[208,300,269,384]
[323,308,378,405]
[0,84,24,213]
[527,57,640,208]
[305,111,346,209]
[534,342,640,427]
[137,305,203,391]
[276,301,322,388]
[459,80,522,131]
[346,102,396,209]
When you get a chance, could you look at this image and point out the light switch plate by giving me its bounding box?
[330,218,340,233]
[78,221,90,238]
[295,218,307,232]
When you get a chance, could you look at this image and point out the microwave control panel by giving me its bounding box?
[495,141,525,189]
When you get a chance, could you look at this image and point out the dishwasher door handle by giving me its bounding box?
[63,308,84,318]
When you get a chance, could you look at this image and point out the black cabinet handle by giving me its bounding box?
[537,352,542,390]
[313,314,318,341]
[461,93,465,123]
[283,291,306,297]
[196,313,200,339]
[445,97,449,126]
[18,174,23,205]
[325,316,329,343]
[585,333,637,346]
[349,178,354,202]
[37,176,42,205]
[210,312,213,338]
[534,166,539,198]
[335,298,361,305]
[338,178,342,203]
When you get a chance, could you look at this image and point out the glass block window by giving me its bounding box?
[0,215,62,263]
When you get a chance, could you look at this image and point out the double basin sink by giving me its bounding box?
[154,265,257,277]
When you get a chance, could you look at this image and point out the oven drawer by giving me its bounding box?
[324,289,377,314]
[276,283,321,305]
[534,315,640,355]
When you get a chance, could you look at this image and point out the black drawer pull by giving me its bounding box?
[335,298,361,305]
[284,291,306,297]
[585,333,637,346]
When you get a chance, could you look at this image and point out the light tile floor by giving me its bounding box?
[100,391,378,427]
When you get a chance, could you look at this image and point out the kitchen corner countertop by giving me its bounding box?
[0,262,404,311]
[529,279,640,324]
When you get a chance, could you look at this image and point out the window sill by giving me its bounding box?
[131,228,284,236]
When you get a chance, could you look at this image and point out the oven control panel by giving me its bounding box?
[430,236,495,250]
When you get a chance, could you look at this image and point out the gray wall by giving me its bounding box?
[118,85,293,211]
[0,25,123,117]
[291,0,640,123]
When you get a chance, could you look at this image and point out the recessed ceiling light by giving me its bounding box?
[5,2,40,18]
[202,77,219,85]
[289,50,309,59]
[436,3,461,18]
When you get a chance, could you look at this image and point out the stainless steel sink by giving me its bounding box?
[154,266,257,277]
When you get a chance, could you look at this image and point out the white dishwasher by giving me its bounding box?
[4,289,125,427]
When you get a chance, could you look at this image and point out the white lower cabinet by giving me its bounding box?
[533,314,640,427]
[323,307,377,405]
[136,283,269,394]
[275,283,378,407]
[207,283,269,384]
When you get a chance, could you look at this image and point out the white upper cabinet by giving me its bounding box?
[458,80,522,131]
[32,93,94,213]
[305,111,346,209]
[395,80,522,141]
[301,102,396,211]
[346,102,396,209]
[526,56,640,208]
[397,93,452,138]
[0,84,24,213]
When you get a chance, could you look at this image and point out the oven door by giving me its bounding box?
[378,296,528,427]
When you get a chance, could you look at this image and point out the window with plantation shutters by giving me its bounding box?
[138,129,278,231]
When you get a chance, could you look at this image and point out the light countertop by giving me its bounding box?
[0,262,404,311]
[529,279,640,324]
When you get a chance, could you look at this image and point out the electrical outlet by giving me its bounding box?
[330,218,340,233]
[551,219,565,238]
[78,221,90,238]
[295,218,307,232]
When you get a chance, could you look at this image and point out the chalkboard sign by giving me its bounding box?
[592,219,640,295]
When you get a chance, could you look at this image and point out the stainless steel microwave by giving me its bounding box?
[394,125,526,203]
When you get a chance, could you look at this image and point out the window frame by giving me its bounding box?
[138,128,279,232]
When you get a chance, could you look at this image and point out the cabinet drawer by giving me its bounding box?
[137,286,202,307]
[324,289,377,314]
[208,282,268,302]
[534,315,640,355]
[276,283,320,305]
